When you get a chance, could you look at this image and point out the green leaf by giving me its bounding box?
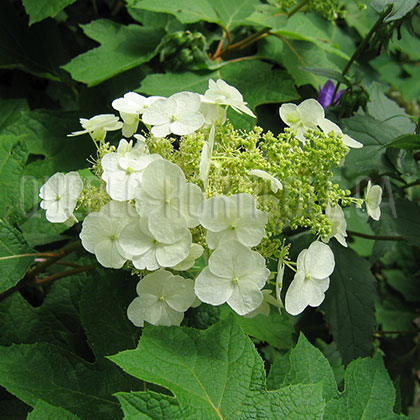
[0,220,33,294]
[247,4,288,28]
[268,333,337,402]
[384,134,420,150]
[219,305,294,350]
[0,136,28,223]
[3,110,94,172]
[383,269,420,302]
[340,114,397,174]
[62,19,164,86]
[367,83,415,134]
[342,0,378,36]
[139,60,297,110]
[324,354,407,419]
[371,0,418,22]
[0,271,88,350]
[19,209,70,248]
[125,0,220,24]
[22,0,77,25]
[110,318,326,419]
[301,67,351,86]
[0,342,133,420]
[393,199,420,247]
[0,99,29,133]
[27,400,81,420]
[79,272,140,359]
[375,296,417,332]
[258,37,340,88]
[208,0,261,31]
[322,244,378,365]
[0,2,71,80]
[270,13,349,59]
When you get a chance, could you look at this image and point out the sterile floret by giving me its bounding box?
[127,270,196,327]
[79,201,138,269]
[194,240,270,315]
[39,172,83,223]
[67,114,122,142]
[285,241,335,315]
[365,180,382,221]
[142,92,204,138]
[199,193,267,249]
[202,79,256,118]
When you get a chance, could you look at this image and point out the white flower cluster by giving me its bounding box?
[39,80,383,326]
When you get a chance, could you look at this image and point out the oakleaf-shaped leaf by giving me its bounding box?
[130,0,260,30]
[324,354,409,419]
[62,20,164,86]
[268,333,337,402]
[110,318,325,419]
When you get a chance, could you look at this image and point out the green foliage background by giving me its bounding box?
[0,0,419,418]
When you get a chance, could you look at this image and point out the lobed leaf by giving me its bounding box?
[62,20,164,86]
[22,0,77,25]
[268,333,337,402]
[324,354,409,419]
[110,318,325,419]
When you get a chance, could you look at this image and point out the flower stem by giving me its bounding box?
[0,241,83,302]
[287,0,311,17]
[332,4,393,102]
[347,230,404,241]
[32,264,97,286]
[25,241,82,281]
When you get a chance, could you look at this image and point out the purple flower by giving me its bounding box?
[318,80,345,109]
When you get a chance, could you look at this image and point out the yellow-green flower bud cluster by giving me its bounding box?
[128,121,352,260]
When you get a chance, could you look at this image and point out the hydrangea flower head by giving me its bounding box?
[67,114,123,142]
[79,201,138,269]
[194,240,270,315]
[127,270,196,327]
[39,172,83,223]
[365,180,382,221]
[285,241,335,316]
[202,79,256,118]
[142,92,204,138]
[199,193,267,249]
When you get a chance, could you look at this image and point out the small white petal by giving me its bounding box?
[304,241,335,280]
